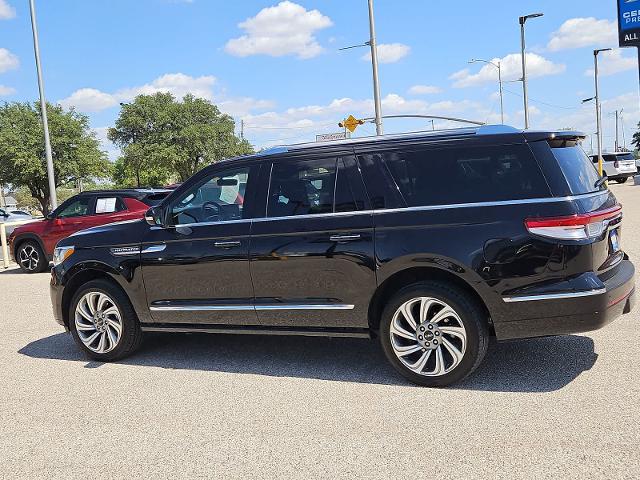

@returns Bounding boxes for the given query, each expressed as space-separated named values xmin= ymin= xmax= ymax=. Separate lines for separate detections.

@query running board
xmin=140 ymin=323 xmax=371 ymax=339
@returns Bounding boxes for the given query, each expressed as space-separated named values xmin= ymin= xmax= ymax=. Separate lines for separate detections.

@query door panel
xmin=249 ymin=154 xmax=376 ymax=328
xmin=141 ymin=222 xmax=257 ymax=325
xmin=141 ymin=164 xmax=260 ymax=325
xmin=250 ymin=213 xmax=376 ymax=328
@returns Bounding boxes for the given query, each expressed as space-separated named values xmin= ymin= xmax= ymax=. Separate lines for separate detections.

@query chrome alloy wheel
xmin=74 ymin=292 xmax=123 ymax=354
xmin=18 ymin=245 xmax=40 ymax=271
xmin=389 ymin=297 xmax=467 ymax=377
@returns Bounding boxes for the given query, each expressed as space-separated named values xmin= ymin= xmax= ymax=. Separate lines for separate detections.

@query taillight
xmin=525 ymin=205 xmax=622 ymax=240
xmin=614 ymin=161 xmax=620 ymax=168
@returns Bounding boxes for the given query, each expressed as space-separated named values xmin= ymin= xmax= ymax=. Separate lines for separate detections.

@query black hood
xmin=59 ymin=219 xmax=148 ymax=249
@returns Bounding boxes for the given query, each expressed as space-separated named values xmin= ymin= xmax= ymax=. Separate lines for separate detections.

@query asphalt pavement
xmin=0 ymin=182 xmax=638 ymax=479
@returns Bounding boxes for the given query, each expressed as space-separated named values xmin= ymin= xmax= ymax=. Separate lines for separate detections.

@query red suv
xmin=9 ymin=189 xmax=169 ymax=273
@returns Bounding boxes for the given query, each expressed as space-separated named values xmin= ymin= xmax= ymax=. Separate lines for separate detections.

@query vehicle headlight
xmin=53 ymin=246 xmax=75 ymax=266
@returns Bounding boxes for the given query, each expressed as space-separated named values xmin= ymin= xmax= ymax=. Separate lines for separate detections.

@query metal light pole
xmin=519 ymin=13 xmax=543 ymax=129
xmin=594 ymin=48 xmax=612 ymax=176
xmin=29 ymin=0 xmax=57 ymax=210
xmin=367 ymin=0 xmax=383 ymax=136
xmin=470 ymin=59 xmax=504 ymax=124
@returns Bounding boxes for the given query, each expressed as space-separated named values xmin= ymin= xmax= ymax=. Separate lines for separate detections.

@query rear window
xmin=379 ymin=144 xmax=550 ymax=207
xmin=617 ymin=153 xmax=635 ymax=162
xmin=552 ymin=146 xmax=601 ymax=194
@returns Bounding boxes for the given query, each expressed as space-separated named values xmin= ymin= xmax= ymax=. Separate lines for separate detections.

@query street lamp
xmin=470 ymin=59 xmax=504 ymax=124
xmin=593 ymin=48 xmax=612 ymax=176
xmin=29 ymin=0 xmax=57 ymax=210
xmin=519 ymin=12 xmax=544 ymax=129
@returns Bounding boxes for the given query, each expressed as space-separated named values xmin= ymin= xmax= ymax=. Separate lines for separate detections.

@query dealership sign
xmin=619 ymin=0 xmax=640 ymax=47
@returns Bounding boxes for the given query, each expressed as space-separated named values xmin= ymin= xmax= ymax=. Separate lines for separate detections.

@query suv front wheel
xmin=380 ymin=282 xmax=489 ymax=387
xmin=16 ymin=240 xmax=47 ymax=273
xmin=69 ymin=280 xmax=143 ymax=361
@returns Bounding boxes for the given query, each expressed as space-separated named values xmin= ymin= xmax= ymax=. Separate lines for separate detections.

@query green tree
xmin=108 ymin=93 xmax=253 ymax=185
xmin=0 ymin=101 xmax=111 ymax=214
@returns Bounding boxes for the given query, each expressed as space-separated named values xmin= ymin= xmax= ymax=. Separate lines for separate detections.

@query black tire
xmin=615 ymin=177 xmax=628 ymax=184
xmin=379 ymin=281 xmax=489 ymax=387
xmin=16 ymin=240 xmax=47 ymax=273
xmin=69 ymin=279 xmax=143 ymax=361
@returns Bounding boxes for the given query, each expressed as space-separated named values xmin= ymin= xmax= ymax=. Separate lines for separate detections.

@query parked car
xmin=50 ymin=126 xmax=635 ymax=387
xmin=0 ymin=208 xmax=33 ymax=235
xmin=9 ymin=189 xmax=170 ymax=273
xmin=590 ymin=152 xmax=637 ymax=183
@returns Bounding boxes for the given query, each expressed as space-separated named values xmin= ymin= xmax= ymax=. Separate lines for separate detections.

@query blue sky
xmin=0 ymin=0 xmax=638 ymax=157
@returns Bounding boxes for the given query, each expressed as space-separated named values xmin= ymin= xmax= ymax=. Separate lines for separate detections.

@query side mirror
xmin=145 ymin=207 xmax=164 ymax=227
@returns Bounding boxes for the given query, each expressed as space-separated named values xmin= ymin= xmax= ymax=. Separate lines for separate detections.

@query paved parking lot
xmin=1 ymin=182 xmax=639 ymax=479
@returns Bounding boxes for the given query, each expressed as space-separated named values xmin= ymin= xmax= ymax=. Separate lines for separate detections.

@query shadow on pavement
xmin=18 ymin=332 xmax=597 ymax=392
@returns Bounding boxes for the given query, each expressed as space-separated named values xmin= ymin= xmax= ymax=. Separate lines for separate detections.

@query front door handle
xmin=214 ymin=240 xmax=241 ymax=248
xmin=329 ymin=234 xmax=361 ymax=243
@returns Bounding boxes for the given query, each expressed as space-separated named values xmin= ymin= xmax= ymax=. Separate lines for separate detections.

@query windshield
xmin=552 ymin=145 xmax=602 ymax=194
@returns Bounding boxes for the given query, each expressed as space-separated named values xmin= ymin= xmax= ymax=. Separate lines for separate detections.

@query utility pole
xmin=519 ymin=13 xmax=544 ymax=129
xmin=614 ymin=109 xmax=619 ymax=152
xmin=367 ymin=0 xmax=383 ymax=136
xmin=29 ymin=0 xmax=57 ymax=211
xmin=594 ymin=48 xmax=611 ymax=176
xmin=240 ymin=119 xmax=244 ymax=140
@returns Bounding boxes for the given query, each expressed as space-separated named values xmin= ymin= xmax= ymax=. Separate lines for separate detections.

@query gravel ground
xmin=0 ymin=182 xmax=638 ymax=479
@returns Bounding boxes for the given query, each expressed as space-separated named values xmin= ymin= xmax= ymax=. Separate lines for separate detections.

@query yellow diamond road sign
xmin=342 ymin=115 xmax=362 ymax=133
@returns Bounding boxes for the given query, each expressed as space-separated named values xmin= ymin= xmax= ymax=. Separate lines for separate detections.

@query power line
xmin=502 ymin=87 xmax=579 ymax=110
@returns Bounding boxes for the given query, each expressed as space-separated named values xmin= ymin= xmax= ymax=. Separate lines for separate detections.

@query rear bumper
xmin=494 ymin=260 xmax=635 ymax=340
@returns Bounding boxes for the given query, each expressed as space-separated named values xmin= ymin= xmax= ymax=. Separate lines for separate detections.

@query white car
xmin=590 ymin=152 xmax=638 ymax=183
xmin=0 ymin=208 xmax=33 ymax=235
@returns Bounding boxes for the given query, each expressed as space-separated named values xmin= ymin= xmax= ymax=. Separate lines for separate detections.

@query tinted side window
xmin=268 ymin=158 xmax=337 ymax=217
xmin=95 ymin=197 xmax=126 ymax=214
xmin=381 ymin=144 xmax=550 ymax=207
xmin=552 ymin=146 xmax=601 ymax=194
xmin=171 ymin=167 xmax=250 ymax=225
xmin=334 ymin=157 xmax=367 ymax=213
xmin=356 ymin=153 xmax=403 ymax=209
xmin=57 ymin=197 xmax=91 ymax=218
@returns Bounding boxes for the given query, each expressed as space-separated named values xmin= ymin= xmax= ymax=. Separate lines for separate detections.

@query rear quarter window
xmin=143 ymin=193 xmax=170 ymax=206
xmin=379 ymin=144 xmax=550 ymax=207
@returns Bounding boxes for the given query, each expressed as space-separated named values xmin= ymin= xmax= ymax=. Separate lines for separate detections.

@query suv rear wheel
xmin=380 ymin=282 xmax=489 ymax=387
xmin=615 ymin=177 xmax=628 ymax=184
xmin=69 ymin=280 xmax=143 ymax=361
xmin=16 ymin=240 xmax=47 ymax=273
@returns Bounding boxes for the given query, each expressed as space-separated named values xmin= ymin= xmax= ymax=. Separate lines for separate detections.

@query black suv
xmin=50 ymin=126 xmax=635 ymax=387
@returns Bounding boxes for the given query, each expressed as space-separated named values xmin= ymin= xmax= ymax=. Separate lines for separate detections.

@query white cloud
xmin=362 ymin=43 xmax=410 ymax=64
xmin=408 ymin=85 xmax=442 ymax=95
xmin=585 ymin=49 xmax=638 ymax=77
xmin=60 ymin=88 xmax=119 ymax=112
xmin=224 ymin=1 xmax=332 ymax=59
xmin=451 ymin=53 xmax=565 ymax=88
xmin=0 ymin=84 xmax=15 ymax=96
xmin=59 ymin=73 xmax=217 ymax=112
xmin=547 ymin=18 xmax=617 ymax=52
xmin=0 ymin=0 xmax=16 ymax=20
xmin=0 ymin=48 xmax=19 ymax=73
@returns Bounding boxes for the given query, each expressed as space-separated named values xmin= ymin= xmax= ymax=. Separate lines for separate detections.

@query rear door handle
xmin=214 ymin=240 xmax=241 ymax=248
xmin=330 ymin=234 xmax=361 ymax=243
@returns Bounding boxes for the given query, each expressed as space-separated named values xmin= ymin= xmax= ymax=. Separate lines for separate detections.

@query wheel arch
xmin=61 ymin=264 xmax=130 ymax=328
xmin=368 ymin=266 xmax=494 ymax=336
xmin=12 ymin=233 xmax=46 ymax=260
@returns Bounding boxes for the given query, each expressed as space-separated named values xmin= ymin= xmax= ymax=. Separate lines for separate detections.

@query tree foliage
xmin=108 ymin=93 xmax=253 ymax=186
xmin=0 ymin=102 xmax=111 ymax=214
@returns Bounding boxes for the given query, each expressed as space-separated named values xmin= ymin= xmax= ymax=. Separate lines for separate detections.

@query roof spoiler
xmin=526 ymin=130 xmax=586 ymax=145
